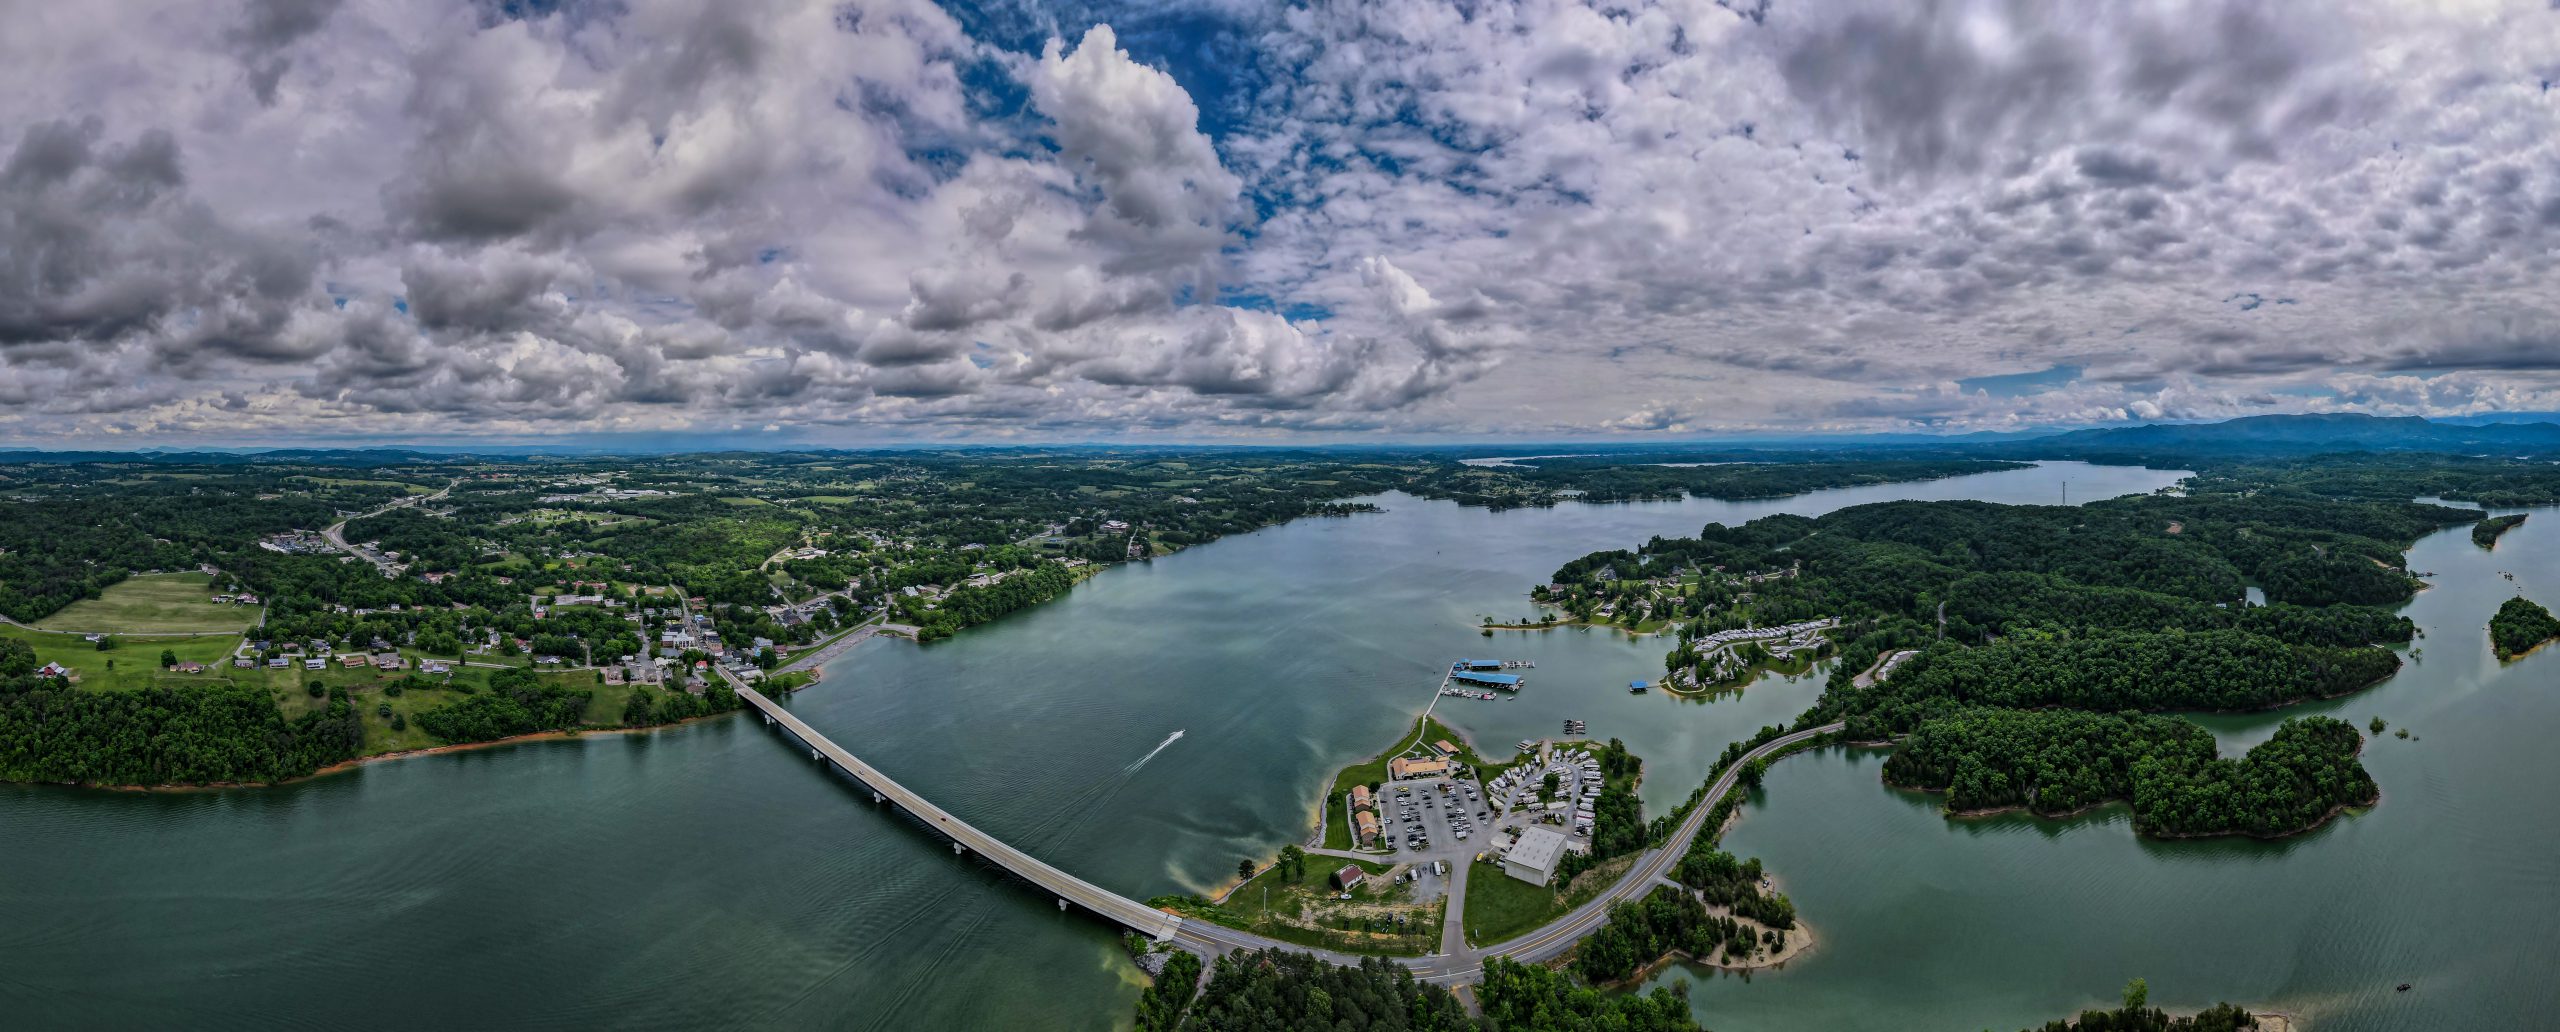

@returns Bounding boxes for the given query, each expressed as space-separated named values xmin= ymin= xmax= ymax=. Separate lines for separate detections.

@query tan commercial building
xmin=1388 ymin=756 xmax=1450 ymax=780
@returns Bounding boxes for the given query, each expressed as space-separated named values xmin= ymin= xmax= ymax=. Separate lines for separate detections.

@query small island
xmin=2490 ymin=595 xmax=2560 ymax=660
xmin=2473 ymin=512 xmax=2528 ymax=548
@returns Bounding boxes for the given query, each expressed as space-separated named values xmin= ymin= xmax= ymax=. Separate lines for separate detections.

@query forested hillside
xmin=1546 ymin=469 xmax=2462 ymax=844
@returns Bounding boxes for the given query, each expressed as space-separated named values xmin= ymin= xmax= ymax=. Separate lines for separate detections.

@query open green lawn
xmin=0 ymin=624 xmax=243 ymax=689
xmin=1462 ymin=847 xmax=1637 ymax=947
xmin=33 ymin=573 xmax=257 ymax=634
xmin=1462 ymin=861 xmax=1564 ymax=946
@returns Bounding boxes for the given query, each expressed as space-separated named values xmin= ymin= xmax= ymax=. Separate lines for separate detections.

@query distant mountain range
xmin=1997 ymin=413 xmax=2560 ymax=460
xmin=3 ymin=413 xmax=2558 ymax=465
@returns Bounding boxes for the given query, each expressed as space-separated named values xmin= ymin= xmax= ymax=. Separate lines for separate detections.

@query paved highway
xmin=733 ymin=684 xmax=1184 ymax=941
xmin=321 ymin=480 xmax=455 ymax=574
xmin=738 ymin=666 xmax=1840 ymax=979
xmin=1388 ymin=721 xmax=1845 ymax=982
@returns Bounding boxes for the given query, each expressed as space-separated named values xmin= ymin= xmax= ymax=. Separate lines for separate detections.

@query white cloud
xmin=1 ymin=0 xmax=2558 ymax=443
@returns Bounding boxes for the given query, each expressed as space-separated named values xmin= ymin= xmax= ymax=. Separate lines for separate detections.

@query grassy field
xmin=1176 ymin=854 xmax=1438 ymax=956
xmin=1462 ymin=861 xmax=1565 ymax=945
xmin=32 ymin=573 xmax=257 ymax=634
xmin=1461 ymin=838 xmax=1639 ymax=946
xmin=0 ymin=624 xmax=244 ymax=690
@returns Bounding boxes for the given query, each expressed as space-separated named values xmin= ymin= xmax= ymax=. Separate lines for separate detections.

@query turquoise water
xmin=59 ymin=459 xmax=2550 ymax=1032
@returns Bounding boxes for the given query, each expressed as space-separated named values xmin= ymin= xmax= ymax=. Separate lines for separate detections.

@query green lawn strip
xmin=1462 ymin=863 xmax=1564 ymax=945
xmin=32 ymin=572 xmax=257 ymax=634
xmin=1461 ymin=852 xmax=1636 ymax=947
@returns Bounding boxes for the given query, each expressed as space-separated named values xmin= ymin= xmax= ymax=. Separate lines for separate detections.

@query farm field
xmin=32 ymin=573 xmax=257 ymax=634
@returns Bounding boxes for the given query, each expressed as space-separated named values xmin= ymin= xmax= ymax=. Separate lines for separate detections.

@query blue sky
xmin=4 ymin=0 xmax=2560 ymax=445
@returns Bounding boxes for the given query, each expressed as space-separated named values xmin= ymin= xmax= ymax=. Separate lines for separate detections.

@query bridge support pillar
xmin=811 ymin=747 xmax=822 ymax=762
xmin=952 ymin=842 xmax=964 ymax=856
xmin=1058 ymin=898 xmax=1068 ymax=913
xmin=872 ymin=791 xmax=885 ymax=805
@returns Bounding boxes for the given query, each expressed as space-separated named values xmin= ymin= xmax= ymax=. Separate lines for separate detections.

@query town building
xmin=1332 ymin=865 xmax=1365 ymax=891
xmin=1387 ymin=756 xmax=1450 ymax=780
xmin=1504 ymin=826 xmax=1570 ymax=886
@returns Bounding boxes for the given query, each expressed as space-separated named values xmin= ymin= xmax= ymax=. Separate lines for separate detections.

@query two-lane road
xmin=1167 ymin=721 xmax=1846 ymax=981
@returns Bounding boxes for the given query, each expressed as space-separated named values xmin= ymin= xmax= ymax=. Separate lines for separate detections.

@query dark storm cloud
xmin=228 ymin=0 xmax=344 ymax=105
xmin=0 ymin=118 xmax=317 ymax=359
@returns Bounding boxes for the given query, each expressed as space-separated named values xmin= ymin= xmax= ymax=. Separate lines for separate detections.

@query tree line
xmin=1141 ymin=948 xmax=1707 ymax=1032
xmin=1882 ymin=710 xmax=2378 ymax=838
xmin=0 ymin=640 xmax=363 ymax=785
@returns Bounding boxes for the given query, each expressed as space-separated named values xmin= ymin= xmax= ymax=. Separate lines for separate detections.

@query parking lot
xmin=1380 ymin=775 xmax=1498 ymax=875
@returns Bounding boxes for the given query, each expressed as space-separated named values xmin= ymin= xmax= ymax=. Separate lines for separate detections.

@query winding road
xmin=321 ymin=480 xmax=456 ymax=574
xmin=1169 ymin=720 xmax=1846 ymax=983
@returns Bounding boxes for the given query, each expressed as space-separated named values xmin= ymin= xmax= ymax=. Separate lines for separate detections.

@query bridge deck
xmin=735 ymin=686 xmax=1183 ymax=941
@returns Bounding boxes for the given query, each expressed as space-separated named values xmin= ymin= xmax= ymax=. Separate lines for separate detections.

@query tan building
xmin=1388 ymin=756 xmax=1450 ymax=780
xmin=1349 ymin=785 xmax=1375 ymax=812
xmin=1353 ymin=810 xmax=1381 ymax=847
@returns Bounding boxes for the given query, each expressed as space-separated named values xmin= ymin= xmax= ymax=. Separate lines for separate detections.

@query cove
xmin=3 ymin=460 xmax=2227 ymax=1030
xmin=1666 ymin=497 xmax=2560 ymax=1031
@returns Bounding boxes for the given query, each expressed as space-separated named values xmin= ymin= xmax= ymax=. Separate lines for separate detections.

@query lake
xmin=23 ymin=460 xmax=2535 ymax=1030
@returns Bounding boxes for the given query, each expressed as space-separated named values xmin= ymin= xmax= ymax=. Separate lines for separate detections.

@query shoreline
xmin=71 ymin=709 xmax=745 ymax=793
xmin=41 ymin=631 xmax=893 ymax=794
xmin=2493 ymin=634 xmax=2556 ymax=663
xmin=1597 ymin=913 xmax=1818 ymax=989
xmin=1886 ymin=781 xmax=2379 ymax=843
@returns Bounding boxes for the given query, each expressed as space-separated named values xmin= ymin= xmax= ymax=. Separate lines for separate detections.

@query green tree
xmin=2123 ymin=977 xmax=2149 ymax=1011
xmin=1541 ymin=772 xmax=1560 ymax=803
xmin=159 ymin=649 xmax=179 ymax=668
xmin=1236 ymin=858 xmax=1255 ymax=881
xmin=1278 ymin=844 xmax=1306 ymax=882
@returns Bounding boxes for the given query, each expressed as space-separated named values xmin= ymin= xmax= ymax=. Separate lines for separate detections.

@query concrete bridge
xmin=737 ymin=679 xmax=1841 ymax=978
xmin=734 ymin=685 xmax=1183 ymax=941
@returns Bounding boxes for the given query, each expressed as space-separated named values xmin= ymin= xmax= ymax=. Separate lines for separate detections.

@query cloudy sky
xmin=5 ymin=0 xmax=2560 ymax=445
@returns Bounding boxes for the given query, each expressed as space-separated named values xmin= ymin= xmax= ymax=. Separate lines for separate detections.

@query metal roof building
xmin=1452 ymin=670 xmax=1522 ymax=689
xmin=1504 ymin=826 xmax=1570 ymax=886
